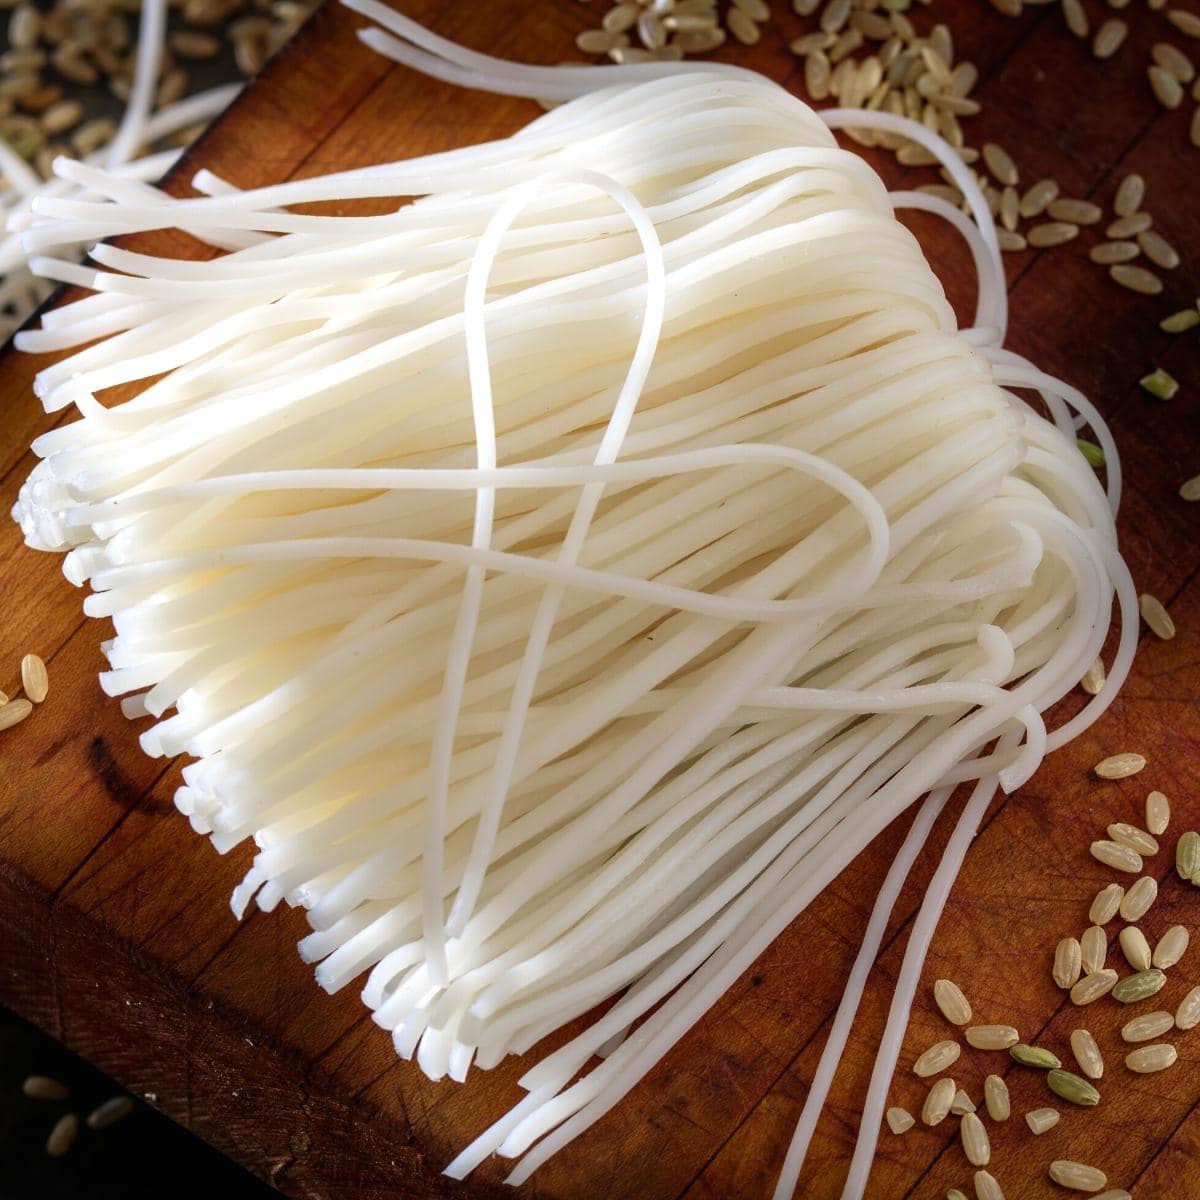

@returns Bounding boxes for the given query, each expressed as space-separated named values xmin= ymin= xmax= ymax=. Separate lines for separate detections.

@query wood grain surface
xmin=1 ymin=3 xmax=1198 ymax=1197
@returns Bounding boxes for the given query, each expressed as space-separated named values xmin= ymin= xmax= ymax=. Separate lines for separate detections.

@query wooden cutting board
xmin=1 ymin=2 xmax=1198 ymax=1197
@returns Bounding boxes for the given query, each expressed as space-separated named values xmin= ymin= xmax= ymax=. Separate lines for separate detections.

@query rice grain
xmin=1070 ymin=969 xmax=1118 ymax=1005
xmin=1109 ymin=823 xmax=1159 ymax=856
xmin=1182 ymin=474 xmax=1200 ymax=501
xmin=997 ymin=229 xmax=1026 ymax=253
xmin=1025 ymin=1106 xmax=1060 ymax=1134
xmin=1119 ymin=926 xmax=1152 ymax=972
xmin=913 ymin=1039 xmax=961 ymax=1076
xmin=1070 ymin=1029 xmax=1105 ymax=1080
xmin=1138 ymin=230 xmax=1181 ymax=270
xmin=1089 ymin=840 xmax=1142 ymax=874
xmin=1122 ymin=1010 xmax=1175 ymax=1041
xmin=725 ymin=8 xmax=760 ymax=45
xmin=1047 ymin=198 xmax=1102 ymax=225
xmin=984 ymin=1074 xmax=1010 ymax=1121
xmin=1093 ymin=752 xmax=1147 ymax=779
xmin=1049 ymin=1160 xmax=1108 ymax=1191
xmin=974 ymin=1170 xmax=1005 ymax=1200
xmin=86 ymin=1095 xmax=134 ymax=1130
xmin=1047 ymin=1069 xmax=1101 ymax=1106
xmin=1169 ymin=10 xmax=1200 ymax=36
xmin=1175 ymin=985 xmax=1200 ymax=1029
xmin=1126 ymin=1043 xmax=1177 ymax=1072
xmin=887 ymin=1104 xmax=915 ymax=1133
xmin=1019 ymin=178 xmax=1059 ymax=217
xmin=934 ymin=979 xmax=972 ymax=1026
xmin=1112 ymin=968 xmax=1166 ymax=1004
xmin=1149 ymin=64 xmax=1185 ymax=107
xmin=21 ymin=652 xmax=47 ymax=702
xmin=45 ymin=1113 xmax=78 ymax=1158
xmin=1088 ymin=883 xmax=1124 ymax=925
xmin=1093 ymin=18 xmax=1128 ymax=58
xmin=22 ymin=1075 xmax=68 ymax=1100
xmin=1175 ymin=830 xmax=1200 ymax=881
xmin=1152 ymin=924 xmax=1189 ymax=969
xmin=951 ymin=1087 xmax=976 ymax=1115
xmin=966 ymin=1024 xmax=1019 ymax=1050
xmin=1110 ymin=264 xmax=1163 ymax=295
xmin=1153 ymin=41 xmax=1196 ymax=82
xmin=1081 ymin=925 xmax=1108 ymax=974
xmin=1107 ymin=212 xmax=1153 ymax=238
xmin=922 ymin=1076 xmax=956 ymax=1125
xmin=1063 ymin=0 xmax=1088 ymax=36
xmin=0 ymin=698 xmax=33 ymax=731
xmin=1146 ymin=790 xmax=1170 ymax=835
xmin=982 ymin=142 xmax=1018 ymax=186
xmin=1028 ymin=221 xmax=1079 ymax=247
xmin=961 ymin=1112 xmax=989 ymax=1167
xmin=1113 ymin=173 xmax=1145 ymax=216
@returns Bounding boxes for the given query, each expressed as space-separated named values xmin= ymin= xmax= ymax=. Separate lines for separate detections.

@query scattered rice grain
xmin=982 ymin=142 xmax=1018 ymax=186
xmin=1152 ymin=925 xmax=1189 ymax=969
xmin=1070 ymin=969 xmax=1118 ymax=1005
xmin=1025 ymin=1106 xmax=1060 ymax=1134
xmin=1110 ymin=264 xmax=1163 ymax=295
xmin=1063 ymin=0 xmax=1089 ymax=35
xmin=1181 ymin=474 xmax=1200 ymax=501
xmin=1122 ymin=1010 xmax=1175 ymax=1041
xmin=1047 ymin=1068 xmax=1101 ymax=1106
xmin=86 ymin=1095 xmax=134 ymax=1130
xmin=1070 ymin=1028 xmax=1105 ymax=1080
xmin=1048 ymin=198 xmax=1102 ymax=225
xmin=997 ymin=229 xmax=1026 ymax=253
xmin=1145 ymin=790 xmax=1170 ymax=835
xmin=1138 ymin=592 xmax=1176 ymax=637
xmin=1049 ymin=1160 xmax=1108 ymax=1191
xmin=1112 ymin=967 xmax=1166 ymax=1004
xmin=1114 ymin=173 xmax=1145 ymax=216
xmin=45 ymin=1113 xmax=78 ymax=1158
xmin=1093 ymin=18 xmax=1128 ymax=58
xmin=1028 ymin=221 xmax=1079 ymax=247
xmin=887 ymin=1104 xmax=915 ymax=1133
xmin=1010 ymin=1043 xmax=1061 ymax=1069
xmin=0 ymin=698 xmax=33 ymax=731
xmin=1089 ymin=840 xmax=1143 ymax=873
xmin=1168 ymin=9 xmax=1200 ymax=36
xmin=1152 ymin=41 xmax=1196 ymax=82
xmin=967 ymin=1024 xmax=1019 ymax=1050
xmin=974 ymin=1170 xmax=1005 ymax=1200
xmin=1175 ymin=985 xmax=1200 ymax=1029
xmin=1088 ymin=883 xmax=1124 ymax=925
xmin=1054 ymin=936 xmax=1083 ymax=988
xmin=951 ymin=1087 xmax=976 ymax=1115
xmin=960 ymin=1112 xmax=989 ymax=1167
xmin=1177 ymin=830 xmax=1200 ymax=881
xmin=20 ymin=652 xmax=47 ymax=703
xmin=913 ymin=1038 xmax=961 ymax=1076
xmin=1109 ymin=823 xmax=1160 ymax=857
xmin=1081 ymin=925 xmax=1108 ymax=974
xmin=1118 ymin=926 xmax=1152 ymax=972
xmin=1126 ymin=1042 xmax=1177 ymax=1072
xmin=1093 ymin=752 xmax=1147 ymax=780
xmin=934 ymin=979 xmax=972 ymax=1026
xmin=22 ymin=1075 xmax=68 ymax=1101
xmin=922 ymin=1076 xmax=957 ymax=1125
xmin=1160 ymin=308 xmax=1200 ymax=333
xmin=1137 ymin=230 xmax=1180 ymax=270
xmin=1149 ymin=64 xmax=1185 ymax=107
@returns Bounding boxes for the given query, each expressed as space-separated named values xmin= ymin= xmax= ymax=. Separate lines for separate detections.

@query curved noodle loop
xmin=12 ymin=48 xmax=1131 ymax=1195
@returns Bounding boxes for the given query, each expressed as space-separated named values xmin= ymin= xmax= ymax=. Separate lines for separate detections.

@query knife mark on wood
xmin=87 ymin=736 xmax=169 ymax=813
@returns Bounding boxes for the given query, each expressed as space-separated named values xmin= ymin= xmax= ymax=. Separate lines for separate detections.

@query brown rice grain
xmin=1169 ymin=10 xmax=1200 ymax=36
xmin=1122 ymin=1010 xmax=1175 ymax=1041
xmin=1089 ymin=883 xmax=1124 ymax=925
xmin=984 ymin=1074 xmax=1010 ymax=1121
xmin=0 ymin=698 xmax=33 ymax=731
xmin=1109 ymin=823 xmax=1159 ymax=857
xmin=1152 ymin=924 xmax=1189 ymax=969
xmin=1113 ymin=173 xmax=1145 ymax=216
xmin=1049 ymin=1161 xmax=1108 ymax=1191
xmin=23 ymin=1075 xmax=68 ymax=1101
xmin=1063 ymin=0 xmax=1088 ymax=35
xmin=1025 ymin=1107 xmax=1059 ymax=1135
xmin=913 ymin=1039 xmax=961 ymax=1076
xmin=1152 ymin=41 xmax=1196 ymax=82
xmin=45 ymin=1113 xmax=78 ymax=1158
xmin=1071 ymin=969 xmax=1118 ymax=1005
xmin=960 ymin=1111 xmax=989 ymax=1167
xmin=1047 ymin=197 xmax=1103 ymax=225
xmin=1094 ymin=752 xmax=1147 ymax=779
xmin=1028 ymin=221 xmax=1078 ymax=247
xmin=1070 ymin=1029 xmax=1105 ymax=1080
xmin=1119 ymin=926 xmax=1152 ymax=972
xmin=1110 ymin=263 xmax=1163 ymax=294
xmin=1149 ymin=64 xmax=1185 ymax=107
xmin=20 ymin=652 xmax=47 ymax=702
xmin=1137 ymin=229 xmax=1180 ymax=270
xmin=1145 ymin=790 xmax=1170 ymax=836
xmin=1081 ymin=925 xmax=1108 ymax=973
xmin=1054 ymin=937 xmax=1084 ymax=988
xmin=1089 ymin=240 xmax=1140 ymax=264
xmin=1126 ymin=1043 xmax=1177 ymax=1072
xmin=966 ymin=1024 xmax=1019 ymax=1050
xmin=974 ymin=1169 xmax=1006 ymax=1200
xmin=85 ymin=1095 xmax=134 ymax=1131
xmin=922 ymin=1076 xmax=956 ymax=1125
xmin=934 ymin=979 xmax=972 ymax=1026
xmin=982 ymin=142 xmax=1018 ymax=186
xmin=1093 ymin=18 xmax=1128 ymax=58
